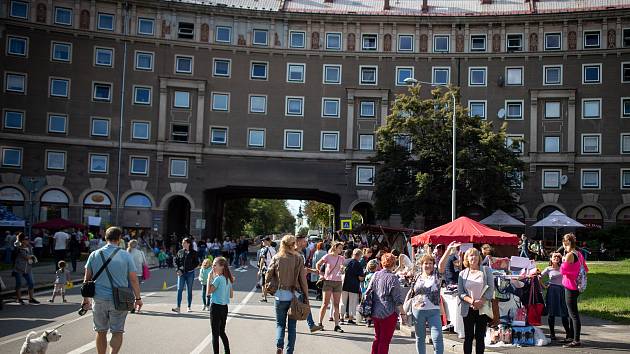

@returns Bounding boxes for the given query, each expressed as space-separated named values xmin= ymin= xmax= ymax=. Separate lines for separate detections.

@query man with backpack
xmin=258 ymin=236 xmax=276 ymax=302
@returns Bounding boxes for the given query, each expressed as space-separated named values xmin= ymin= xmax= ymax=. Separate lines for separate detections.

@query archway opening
xmin=166 ymin=196 xmax=191 ymax=246
xmin=352 ymin=202 xmax=375 ymax=226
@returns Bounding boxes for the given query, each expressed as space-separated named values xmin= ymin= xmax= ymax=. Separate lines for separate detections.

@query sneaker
xmin=171 ymin=307 xmax=180 ymax=313
xmin=18 ymin=299 xmax=25 ymax=305
xmin=334 ymin=325 xmax=344 ymax=333
xmin=202 ymin=306 xmax=207 ymax=311
xmin=441 ymin=324 xmax=453 ymax=332
xmin=347 ymin=320 xmax=357 ymax=325
xmin=187 ymin=307 xmax=192 ymax=313
xmin=328 ymin=317 xmax=334 ymax=322
xmin=310 ymin=325 xmax=323 ymax=333
xmin=563 ymin=341 xmax=582 ymax=348
xmin=29 ymin=298 xmax=40 ymax=304
xmin=48 ymin=299 xmax=54 ymax=303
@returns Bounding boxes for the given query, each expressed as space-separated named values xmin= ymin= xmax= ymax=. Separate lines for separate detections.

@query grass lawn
xmin=538 ymin=259 xmax=630 ymax=324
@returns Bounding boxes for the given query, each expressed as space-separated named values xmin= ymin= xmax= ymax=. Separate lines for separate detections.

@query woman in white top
xmin=127 ymin=240 xmax=147 ymax=282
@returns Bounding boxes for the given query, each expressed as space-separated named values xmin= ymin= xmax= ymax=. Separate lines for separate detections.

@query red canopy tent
xmin=411 ymin=216 xmax=519 ymax=246
xmin=32 ymin=218 xmax=85 ymax=230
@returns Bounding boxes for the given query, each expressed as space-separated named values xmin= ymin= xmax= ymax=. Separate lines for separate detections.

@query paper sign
xmin=88 ymin=216 xmax=102 ymax=226
xmin=510 ymin=256 xmax=534 ymax=270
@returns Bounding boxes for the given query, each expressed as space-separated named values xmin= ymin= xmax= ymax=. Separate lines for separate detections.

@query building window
xmin=321 ymin=132 xmax=339 ymax=151
xmin=171 ymin=124 xmax=189 ymax=142
xmin=543 ymin=65 xmax=562 ymax=85
xmin=582 ymin=134 xmax=601 ymax=154
xmin=285 ymin=97 xmax=304 ymax=116
xmin=89 ymin=154 xmax=108 ymax=173
xmin=621 ymin=169 xmax=630 ymax=189
xmin=5 ymin=73 xmax=26 ymax=93
xmin=248 ymin=129 xmax=265 ymax=148
xmin=357 ymin=166 xmax=375 ymax=186
xmin=51 ymin=42 xmax=72 ymax=62
xmin=215 ymin=26 xmax=232 ymax=43
xmin=289 ymin=31 xmax=305 ymax=48
xmin=287 ymin=63 xmax=305 ymax=83
xmin=249 ymin=95 xmax=267 ymax=114
xmin=133 ymin=86 xmax=152 ymax=105
xmin=3 ymin=110 xmax=24 ymax=130
xmin=54 ymin=7 xmax=73 ymax=26
xmin=359 ymin=134 xmax=374 ymax=151
xmin=169 ymin=159 xmax=188 ymax=177
xmin=93 ymin=83 xmax=112 ymax=102
xmin=211 ymin=92 xmax=230 ymax=111
xmin=213 ymin=59 xmax=231 ymax=77
xmin=582 ymin=99 xmax=601 ymax=119
xmin=135 ymin=51 xmax=153 ymax=71
xmin=581 ymin=169 xmax=600 ymax=189
xmin=173 ymin=91 xmax=190 ymax=109
xmin=91 ymin=118 xmax=110 ymax=137
xmin=177 ymin=22 xmax=194 ymax=40
xmin=322 ymin=98 xmax=340 ymax=118
xmin=97 ymin=13 xmax=115 ymax=31
xmin=470 ymin=35 xmax=486 ymax=52
xmin=622 ymin=62 xmax=630 ymax=83
xmin=252 ymin=29 xmax=268 ymax=46
xmin=137 ymin=18 xmax=154 ymax=36
xmin=48 ymin=114 xmax=67 ymax=134
xmin=545 ymin=102 xmax=561 ymax=119
xmin=506 ymin=135 xmax=524 ymax=154
xmin=360 ymin=101 xmax=376 ymax=118
xmin=622 ymin=98 xmax=630 ymax=118
xmin=326 ymin=32 xmax=342 ymax=50
xmin=506 ymin=34 xmax=523 ymax=52
xmin=432 ymin=67 xmax=450 ymax=85
xmin=624 ymin=29 xmax=630 ymax=47
xmin=46 ymin=151 xmax=66 ymax=170
xmin=175 ymin=55 xmax=193 ymax=74
xmin=7 ymin=36 xmax=28 ymax=56
xmin=397 ymin=34 xmax=414 ymax=52
xmin=505 ymin=101 xmax=523 ymax=120
xmin=433 ymin=35 xmax=450 ymax=52
xmin=323 ymin=65 xmax=341 ymax=84
xmin=49 ymin=78 xmax=69 ymax=98
xmin=94 ymin=47 xmax=113 ymax=67
xmin=544 ymin=33 xmax=561 ymax=50
xmin=622 ymin=134 xmax=630 ymax=154
xmin=544 ymin=136 xmax=560 ymax=153
xmin=1 ymin=147 xmax=22 ymax=167
xmin=132 ymin=122 xmax=150 ymax=140
xmin=210 ymin=127 xmax=228 ymax=145
xmin=543 ymin=170 xmax=561 ymax=189
xmin=468 ymin=67 xmax=487 ymax=86
xmin=251 ymin=62 xmax=268 ymax=80
xmin=9 ymin=1 xmax=29 ymax=19
xmin=360 ymin=66 xmax=378 ymax=85
xmin=395 ymin=67 xmax=414 ymax=86
xmin=506 ymin=67 xmax=523 ymax=86
xmin=284 ymin=130 xmax=303 ymax=150
xmin=468 ymin=101 xmax=486 ymax=119
xmin=582 ymin=64 xmax=601 ymax=84
xmin=583 ymin=31 xmax=600 ymax=49
xmin=362 ymin=34 xmax=378 ymax=51
xmin=130 ymin=157 xmax=148 ymax=175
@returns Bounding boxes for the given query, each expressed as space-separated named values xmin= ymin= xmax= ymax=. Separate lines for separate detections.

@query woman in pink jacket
xmin=559 ymin=233 xmax=588 ymax=348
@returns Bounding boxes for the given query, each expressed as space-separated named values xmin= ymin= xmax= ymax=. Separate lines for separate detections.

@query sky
xmin=286 ymin=199 xmax=303 ymax=217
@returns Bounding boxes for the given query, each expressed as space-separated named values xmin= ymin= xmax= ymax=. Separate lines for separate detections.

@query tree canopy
xmin=372 ymin=85 xmax=525 ymax=227
xmin=223 ymin=199 xmax=295 ymax=237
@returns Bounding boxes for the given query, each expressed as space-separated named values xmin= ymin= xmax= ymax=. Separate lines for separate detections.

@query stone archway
xmin=352 ymin=202 xmax=376 ymax=225
xmin=165 ymin=196 xmax=191 ymax=246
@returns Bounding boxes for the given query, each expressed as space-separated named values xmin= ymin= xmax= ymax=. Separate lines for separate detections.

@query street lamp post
xmin=404 ymin=77 xmax=457 ymax=221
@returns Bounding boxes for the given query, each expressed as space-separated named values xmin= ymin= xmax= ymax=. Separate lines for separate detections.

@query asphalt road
xmin=1 ymin=263 xmax=628 ymax=354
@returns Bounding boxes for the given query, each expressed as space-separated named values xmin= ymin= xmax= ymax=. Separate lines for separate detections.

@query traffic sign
xmin=341 ymin=219 xmax=352 ymax=230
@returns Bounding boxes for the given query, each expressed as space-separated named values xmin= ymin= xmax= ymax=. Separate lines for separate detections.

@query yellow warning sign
xmin=341 ymin=219 xmax=352 ymax=230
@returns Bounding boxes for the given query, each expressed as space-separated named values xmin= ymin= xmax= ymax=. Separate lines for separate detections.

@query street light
xmin=404 ymin=77 xmax=457 ymax=221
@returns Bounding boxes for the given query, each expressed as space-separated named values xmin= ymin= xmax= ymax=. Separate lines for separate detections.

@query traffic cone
xmin=162 ymin=281 xmax=167 ymax=290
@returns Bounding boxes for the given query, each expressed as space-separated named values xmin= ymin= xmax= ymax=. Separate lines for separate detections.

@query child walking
xmin=206 ymin=257 xmax=234 ymax=354
xmin=158 ymin=249 xmax=167 ymax=268
xmin=48 ymin=261 xmax=70 ymax=303
xmin=199 ymin=258 xmax=212 ymax=311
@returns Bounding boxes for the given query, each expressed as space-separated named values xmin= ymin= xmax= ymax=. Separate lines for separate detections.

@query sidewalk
xmin=0 ymin=259 xmax=87 ymax=297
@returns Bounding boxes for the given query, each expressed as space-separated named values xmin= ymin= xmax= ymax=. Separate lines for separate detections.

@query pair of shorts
xmin=93 ymin=298 xmax=128 ymax=333
xmin=322 ymin=280 xmax=342 ymax=293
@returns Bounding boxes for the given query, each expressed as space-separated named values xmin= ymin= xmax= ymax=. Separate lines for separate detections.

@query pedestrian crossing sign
xmin=341 ymin=219 xmax=352 ymax=230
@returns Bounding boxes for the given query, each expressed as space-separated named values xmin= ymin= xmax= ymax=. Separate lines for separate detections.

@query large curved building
xmin=1 ymin=0 xmax=630 ymax=239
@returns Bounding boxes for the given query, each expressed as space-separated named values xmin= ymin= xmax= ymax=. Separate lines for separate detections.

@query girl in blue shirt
xmin=206 ymin=256 xmax=234 ymax=354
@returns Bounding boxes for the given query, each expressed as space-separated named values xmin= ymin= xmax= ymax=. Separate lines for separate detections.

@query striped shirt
xmin=368 ymin=269 xmax=405 ymax=319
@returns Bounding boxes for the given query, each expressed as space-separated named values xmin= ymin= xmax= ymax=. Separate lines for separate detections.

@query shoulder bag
xmin=403 ymin=273 xmax=421 ymax=315
xmin=288 ymin=256 xmax=310 ymax=321
xmin=100 ymin=251 xmax=135 ymax=311
xmin=81 ymin=248 xmax=120 ymax=298
xmin=264 ymin=257 xmax=279 ymax=295
xmin=316 ymin=255 xmax=341 ymax=289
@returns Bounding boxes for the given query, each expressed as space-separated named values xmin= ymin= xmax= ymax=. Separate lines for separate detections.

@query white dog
xmin=19 ymin=329 xmax=62 ymax=354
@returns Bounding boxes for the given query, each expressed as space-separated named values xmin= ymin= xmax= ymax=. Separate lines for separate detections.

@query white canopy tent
xmin=480 ymin=209 xmax=525 ymax=229
xmin=532 ymin=210 xmax=585 ymax=248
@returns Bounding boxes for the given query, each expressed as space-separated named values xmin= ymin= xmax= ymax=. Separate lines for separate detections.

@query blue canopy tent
xmin=0 ymin=206 xmax=25 ymax=227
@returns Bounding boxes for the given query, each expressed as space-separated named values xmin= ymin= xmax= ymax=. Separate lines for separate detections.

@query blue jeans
xmin=413 ymin=308 xmax=443 ymax=354
xmin=201 ymin=284 xmax=208 ymax=307
xmin=275 ymin=300 xmax=297 ymax=354
xmin=13 ymin=271 xmax=34 ymax=290
xmin=176 ymin=270 xmax=195 ymax=308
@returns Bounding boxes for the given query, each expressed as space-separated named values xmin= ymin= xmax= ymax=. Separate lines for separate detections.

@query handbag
xmin=264 ymin=259 xmax=279 ymax=295
xmin=81 ymin=248 xmax=120 ymax=298
xmin=288 ymin=258 xmax=310 ymax=321
xmin=142 ymin=263 xmax=151 ymax=280
xmin=525 ymin=278 xmax=544 ymax=326
xmin=512 ymin=298 xmax=527 ymax=327
xmin=100 ymin=251 xmax=135 ymax=311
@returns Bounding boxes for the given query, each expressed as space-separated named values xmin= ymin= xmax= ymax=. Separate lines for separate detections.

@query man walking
xmin=53 ymin=229 xmax=69 ymax=271
xmin=258 ymin=236 xmax=276 ymax=302
xmin=295 ymin=234 xmax=323 ymax=333
xmin=82 ymin=227 xmax=142 ymax=354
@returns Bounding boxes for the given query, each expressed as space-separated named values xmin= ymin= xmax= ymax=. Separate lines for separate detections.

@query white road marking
xmin=189 ymin=285 xmax=258 ymax=354
xmin=66 ymin=340 xmax=98 ymax=354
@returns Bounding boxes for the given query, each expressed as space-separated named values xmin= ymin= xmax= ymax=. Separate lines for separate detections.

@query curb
xmin=398 ymin=325 xmax=501 ymax=354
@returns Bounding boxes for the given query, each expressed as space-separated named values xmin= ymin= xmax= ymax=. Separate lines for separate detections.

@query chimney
xmin=421 ymin=0 xmax=428 ymax=13
xmin=480 ymin=0 xmax=492 ymax=4
xmin=324 ymin=0 xmax=333 ymax=3
xmin=384 ymin=0 xmax=390 ymax=10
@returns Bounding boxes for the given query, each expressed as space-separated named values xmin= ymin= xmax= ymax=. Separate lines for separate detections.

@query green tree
xmin=373 ymin=85 xmax=525 ymax=227
xmin=304 ymin=201 xmax=333 ymax=230
xmin=246 ymin=199 xmax=295 ymax=236
xmin=223 ymin=198 xmax=252 ymax=237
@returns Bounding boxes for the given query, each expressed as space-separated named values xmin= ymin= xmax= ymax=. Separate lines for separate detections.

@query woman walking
xmin=12 ymin=233 xmax=39 ymax=304
xmin=458 ymin=248 xmax=494 ymax=354
xmin=407 ymin=255 xmax=443 ymax=354
xmin=367 ymin=253 xmax=407 ymax=354
xmin=341 ymin=248 xmax=365 ymax=325
xmin=316 ymin=241 xmax=346 ymax=332
xmin=560 ymin=233 xmax=588 ymax=348
xmin=199 ymin=259 xmax=213 ymax=311
xmin=172 ymin=237 xmax=199 ymax=313
xmin=542 ymin=252 xmax=570 ymax=341
xmin=127 ymin=240 xmax=147 ymax=283
xmin=311 ymin=242 xmax=327 ymax=301
xmin=68 ymin=233 xmax=81 ymax=273
xmin=265 ymin=235 xmax=309 ymax=354
xmin=206 ymin=256 xmax=234 ymax=354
